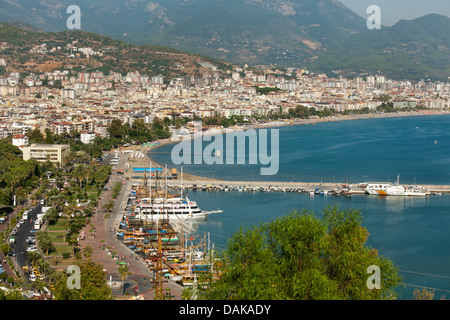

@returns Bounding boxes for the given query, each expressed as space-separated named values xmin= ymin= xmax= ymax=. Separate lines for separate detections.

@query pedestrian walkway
xmin=77 ymin=172 xmax=183 ymax=300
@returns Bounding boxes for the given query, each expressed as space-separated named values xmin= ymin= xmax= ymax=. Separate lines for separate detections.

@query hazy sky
xmin=339 ymin=0 xmax=450 ymax=26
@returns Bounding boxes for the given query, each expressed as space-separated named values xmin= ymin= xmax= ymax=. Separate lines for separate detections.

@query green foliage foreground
xmin=192 ymin=206 xmax=401 ymax=300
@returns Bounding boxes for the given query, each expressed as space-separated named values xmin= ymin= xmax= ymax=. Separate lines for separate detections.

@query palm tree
xmin=72 ymin=165 xmax=85 ymax=188
xmin=118 ymin=264 xmax=131 ymax=296
xmin=103 ymin=200 xmax=115 ymax=218
xmin=37 ymin=231 xmax=54 ymax=255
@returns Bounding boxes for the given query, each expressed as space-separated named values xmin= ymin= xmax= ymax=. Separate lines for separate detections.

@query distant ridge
xmin=306 ymin=14 xmax=450 ymax=81
xmin=0 ymin=0 xmax=366 ymax=65
xmin=0 ymin=22 xmax=234 ymax=78
xmin=0 ymin=1 xmax=448 ymax=80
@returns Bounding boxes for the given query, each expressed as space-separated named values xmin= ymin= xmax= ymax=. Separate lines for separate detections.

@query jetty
xmin=114 ymin=144 xmax=450 ymax=196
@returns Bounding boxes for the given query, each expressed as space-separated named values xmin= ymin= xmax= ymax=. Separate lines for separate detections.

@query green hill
xmin=0 ymin=22 xmax=233 ymax=78
xmin=0 ymin=0 xmax=366 ymax=66
xmin=306 ymin=14 xmax=450 ymax=81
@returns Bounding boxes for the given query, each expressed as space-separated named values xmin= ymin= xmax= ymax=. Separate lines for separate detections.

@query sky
xmin=339 ymin=0 xmax=450 ymax=26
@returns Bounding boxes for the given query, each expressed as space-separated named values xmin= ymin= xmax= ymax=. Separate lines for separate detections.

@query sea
xmin=150 ymin=114 xmax=450 ymax=299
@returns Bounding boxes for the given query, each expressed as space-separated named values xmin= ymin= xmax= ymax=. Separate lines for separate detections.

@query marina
xmin=114 ymin=180 xmax=222 ymax=288
xmin=144 ymin=114 xmax=450 ymax=299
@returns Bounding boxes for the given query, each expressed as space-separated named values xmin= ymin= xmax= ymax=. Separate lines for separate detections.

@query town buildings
xmin=0 ymin=41 xmax=449 ymax=142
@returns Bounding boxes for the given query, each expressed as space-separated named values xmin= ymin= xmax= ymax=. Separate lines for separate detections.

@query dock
xmin=117 ymin=146 xmax=450 ymax=196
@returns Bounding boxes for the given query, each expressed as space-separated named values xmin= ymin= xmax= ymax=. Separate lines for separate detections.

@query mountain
xmin=0 ymin=22 xmax=233 ymax=78
xmin=306 ymin=14 xmax=450 ymax=81
xmin=1 ymin=1 xmax=449 ymax=81
xmin=124 ymin=0 xmax=367 ymax=65
xmin=0 ymin=0 xmax=366 ymax=65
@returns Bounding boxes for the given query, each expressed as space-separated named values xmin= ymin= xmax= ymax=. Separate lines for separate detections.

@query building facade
xmin=22 ymin=144 xmax=70 ymax=167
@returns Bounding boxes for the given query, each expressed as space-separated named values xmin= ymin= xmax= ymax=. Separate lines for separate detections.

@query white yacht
xmin=135 ymin=196 xmax=222 ymax=220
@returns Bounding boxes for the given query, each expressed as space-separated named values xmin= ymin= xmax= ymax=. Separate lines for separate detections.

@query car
xmin=26 ymin=246 xmax=38 ymax=252
xmin=11 ymin=229 xmax=17 ymax=235
xmin=16 ymin=223 xmax=20 ymax=228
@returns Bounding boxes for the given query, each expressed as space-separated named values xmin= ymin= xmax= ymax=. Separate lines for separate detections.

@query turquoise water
xmin=150 ymin=114 xmax=450 ymax=299
xmin=152 ymin=114 xmax=450 ymax=185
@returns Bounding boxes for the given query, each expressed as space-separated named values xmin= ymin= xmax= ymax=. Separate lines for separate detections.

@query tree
xmin=103 ymin=200 xmax=115 ymax=218
xmin=53 ymin=260 xmax=112 ymax=300
xmin=44 ymin=128 xmax=54 ymax=144
xmin=45 ymin=208 xmax=60 ymax=225
xmin=118 ymin=264 xmax=131 ymax=296
xmin=83 ymin=246 xmax=93 ymax=259
xmin=195 ymin=206 xmax=401 ymax=300
xmin=72 ymin=165 xmax=86 ymax=188
xmin=0 ymin=288 xmax=23 ymax=300
xmin=413 ymin=288 xmax=435 ymax=300
xmin=37 ymin=231 xmax=55 ymax=255
xmin=108 ymin=119 xmax=124 ymax=139
xmin=28 ymin=128 xmax=44 ymax=144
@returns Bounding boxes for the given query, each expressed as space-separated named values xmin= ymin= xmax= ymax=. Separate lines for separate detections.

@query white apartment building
xmin=80 ymin=131 xmax=96 ymax=144
xmin=12 ymin=134 xmax=29 ymax=149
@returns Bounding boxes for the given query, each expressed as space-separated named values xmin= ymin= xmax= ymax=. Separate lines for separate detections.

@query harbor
xmin=108 ymin=148 xmax=449 ymax=288
xmin=107 ymin=114 xmax=450 ymax=299
xmin=118 ymin=150 xmax=450 ymax=196
xmin=113 ymin=172 xmax=222 ymax=290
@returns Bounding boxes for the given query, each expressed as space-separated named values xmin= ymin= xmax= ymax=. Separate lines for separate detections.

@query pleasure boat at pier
xmin=364 ymin=183 xmax=391 ymax=195
xmin=364 ymin=176 xmax=428 ymax=196
xmin=135 ymin=196 xmax=222 ymax=220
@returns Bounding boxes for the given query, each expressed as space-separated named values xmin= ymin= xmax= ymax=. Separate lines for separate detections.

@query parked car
xmin=26 ymin=246 xmax=38 ymax=252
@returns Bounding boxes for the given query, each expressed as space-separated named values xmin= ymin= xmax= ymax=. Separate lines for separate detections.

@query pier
xmin=163 ymin=180 xmax=450 ymax=196
xmin=118 ymin=146 xmax=450 ymax=196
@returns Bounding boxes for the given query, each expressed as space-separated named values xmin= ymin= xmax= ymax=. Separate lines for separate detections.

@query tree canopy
xmin=194 ymin=206 xmax=401 ymax=300
xmin=53 ymin=260 xmax=112 ymax=300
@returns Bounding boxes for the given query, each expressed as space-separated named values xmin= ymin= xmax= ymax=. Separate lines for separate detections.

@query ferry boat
xmin=364 ymin=183 xmax=392 ymax=195
xmin=135 ymin=196 xmax=222 ymax=220
xmin=365 ymin=176 xmax=428 ymax=196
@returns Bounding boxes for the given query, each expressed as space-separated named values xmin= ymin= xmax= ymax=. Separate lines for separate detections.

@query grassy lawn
xmin=46 ymin=217 xmax=71 ymax=231
xmin=47 ymin=231 xmax=66 ymax=243
xmin=84 ymin=185 xmax=100 ymax=201
xmin=47 ymin=243 xmax=74 ymax=258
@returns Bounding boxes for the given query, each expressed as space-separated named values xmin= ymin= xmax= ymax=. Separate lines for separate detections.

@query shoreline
xmin=125 ymin=110 xmax=450 ymax=191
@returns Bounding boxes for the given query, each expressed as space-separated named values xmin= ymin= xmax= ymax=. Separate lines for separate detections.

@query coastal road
xmin=79 ymin=150 xmax=184 ymax=299
xmin=13 ymin=204 xmax=42 ymax=272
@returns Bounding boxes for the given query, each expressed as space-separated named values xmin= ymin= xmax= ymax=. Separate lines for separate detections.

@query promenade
xmin=78 ymin=156 xmax=184 ymax=300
